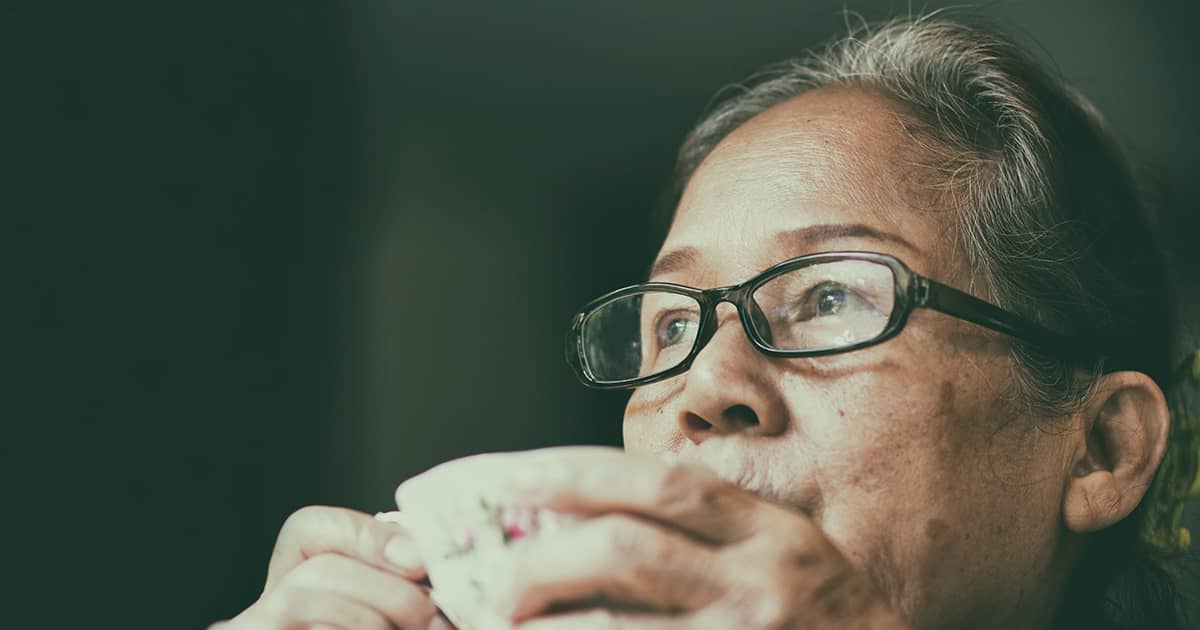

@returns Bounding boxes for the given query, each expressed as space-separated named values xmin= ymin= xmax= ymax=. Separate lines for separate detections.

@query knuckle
xmin=721 ymin=576 xmax=794 ymax=630
xmin=755 ymin=591 xmax=793 ymax=630
xmin=652 ymin=464 xmax=731 ymax=521
xmin=275 ymin=505 xmax=333 ymax=552
xmin=592 ymin=516 xmax=675 ymax=597
xmin=777 ymin=545 xmax=824 ymax=577
xmin=748 ymin=509 xmax=818 ymax=555
xmin=281 ymin=505 xmax=328 ymax=534
xmin=285 ymin=552 xmax=346 ymax=585
xmin=744 ymin=583 xmax=793 ymax=630
xmin=776 ymin=509 xmax=819 ymax=541
xmin=273 ymin=506 xmax=382 ymax=564
xmin=653 ymin=463 xmax=698 ymax=505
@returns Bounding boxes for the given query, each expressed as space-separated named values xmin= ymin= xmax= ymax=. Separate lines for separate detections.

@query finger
xmin=516 ymin=608 xmax=691 ymax=630
xmin=281 ymin=552 xmax=440 ymax=628
xmin=237 ymin=586 xmax=393 ymax=630
xmin=266 ymin=505 xmax=426 ymax=592
xmin=509 ymin=447 xmax=768 ymax=543
xmin=494 ymin=514 xmax=723 ymax=622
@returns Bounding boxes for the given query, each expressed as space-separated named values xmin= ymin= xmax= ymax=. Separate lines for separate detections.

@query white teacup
xmin=382 ymin=452 xmax=577 ymax=630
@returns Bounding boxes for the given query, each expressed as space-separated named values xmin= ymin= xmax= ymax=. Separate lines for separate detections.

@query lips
xmin=664 ymin=441 xmax=818 ymax=516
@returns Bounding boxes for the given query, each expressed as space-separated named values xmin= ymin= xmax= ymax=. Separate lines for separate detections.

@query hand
xmin=212 ymin=505 xmax=452 ymax=630
xmin=491 ymin=447 xmax=909 ymax=630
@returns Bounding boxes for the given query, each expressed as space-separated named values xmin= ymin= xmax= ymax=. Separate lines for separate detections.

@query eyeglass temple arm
xmin=914 ymin=277 xmax=1096 ymax=365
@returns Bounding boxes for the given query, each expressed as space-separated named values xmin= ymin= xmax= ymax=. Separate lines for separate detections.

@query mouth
xmin=666 ymin=444 xmax=819 ymax=517
xmin=719 ymin=464 xmax=800 ymax=509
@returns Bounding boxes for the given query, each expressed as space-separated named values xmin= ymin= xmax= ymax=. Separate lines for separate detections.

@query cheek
xmin=816 ymin=369 xmax=1014 ymax=524
xmin=622 ymin=384 xmax=680 ymax=455
xmin=812 ymin=374 xmax=1070 ymax=624
xmin=800 ymin=325 xmax=1019 ymax=508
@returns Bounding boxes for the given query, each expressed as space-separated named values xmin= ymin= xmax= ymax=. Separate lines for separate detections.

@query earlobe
xmin=1062 ymin=371 xmax=1170 ymax=534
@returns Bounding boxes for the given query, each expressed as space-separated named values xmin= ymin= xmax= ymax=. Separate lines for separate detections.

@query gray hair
xmin=669 ymin=15 xmax=1175 ymax=415
xmin=665 ymin=15 xmax=1196 ymax=627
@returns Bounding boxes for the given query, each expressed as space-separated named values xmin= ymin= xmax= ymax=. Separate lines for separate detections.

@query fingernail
xmin=384 ymin=535 xmax=422 ymax=570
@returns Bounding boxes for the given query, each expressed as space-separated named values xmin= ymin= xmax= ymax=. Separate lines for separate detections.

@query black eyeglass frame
xmin=566 ymin=251 xmax=1097 ymax=390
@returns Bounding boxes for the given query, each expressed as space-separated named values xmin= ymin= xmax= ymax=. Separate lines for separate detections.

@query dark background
xmin=11 ymin=1 xmax=1199 ymax=627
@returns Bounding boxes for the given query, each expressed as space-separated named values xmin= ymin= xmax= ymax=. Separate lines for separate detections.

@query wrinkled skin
xmin=619 ymin=86 xmax=1078 ymax=629
xmin=606 ymin=85 xmax=1170 ymax=629
xmin=219 ymin=86 xmax=1169 ymax=630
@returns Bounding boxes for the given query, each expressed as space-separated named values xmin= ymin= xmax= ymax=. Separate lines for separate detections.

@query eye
xmin=655 ymin=311 xmax=698 ymax=348
xmin=796 ymin=281 xmax=874 ymax=320
xmin=815 ymin=283 xmax=849 ymax=316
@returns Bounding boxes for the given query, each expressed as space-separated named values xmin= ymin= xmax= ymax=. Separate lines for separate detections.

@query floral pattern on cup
xmin=445 ymin=499 xmax=548 ymax=558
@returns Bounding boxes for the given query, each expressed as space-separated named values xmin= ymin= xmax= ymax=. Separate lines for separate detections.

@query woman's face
xmin=623 ymin=87 xmax=1076 ymax=628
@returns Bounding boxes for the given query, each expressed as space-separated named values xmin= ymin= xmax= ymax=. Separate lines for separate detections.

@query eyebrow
xmin=648 ymin=223 xmax=919 ymax=278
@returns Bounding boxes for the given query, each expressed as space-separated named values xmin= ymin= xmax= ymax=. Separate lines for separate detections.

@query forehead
xmin=664 ymin=87 xmax=950 ymax=283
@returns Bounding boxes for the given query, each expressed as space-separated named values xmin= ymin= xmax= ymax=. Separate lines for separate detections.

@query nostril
xmin=723 ymin=404 xmax=759 ymax=429
xmin=683 ymin=412 xmax=713 ymax=433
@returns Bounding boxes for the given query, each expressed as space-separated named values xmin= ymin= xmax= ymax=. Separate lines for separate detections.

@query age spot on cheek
xmin=939 ymin=382 xmax=955 ymax=412
xmin=925 ymin=517 xmax=950 ymax=542
xmin=923 ymin=518 xmax=953 ymax=584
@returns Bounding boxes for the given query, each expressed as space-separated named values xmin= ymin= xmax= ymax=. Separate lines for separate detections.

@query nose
xmin=675 ymin=305 xmax=789 ymax=444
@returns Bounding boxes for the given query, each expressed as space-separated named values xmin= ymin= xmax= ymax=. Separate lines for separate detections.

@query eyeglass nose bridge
xmin=698 ymin=283 xmax=747 ymax=307
xmin=691 ymin=283 xmax=772 ymax=356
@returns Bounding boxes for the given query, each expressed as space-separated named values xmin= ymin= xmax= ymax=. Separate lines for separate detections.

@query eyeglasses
xmin=566 ymin=251 xmax=1094 ymax=389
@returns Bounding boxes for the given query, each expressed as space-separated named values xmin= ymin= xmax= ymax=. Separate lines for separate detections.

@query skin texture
xmin=609 ymin=86 xmax=1167 ymax=629
xmin=218 ymin=86 xmax=1170 ymax=630
xmin=621 ymin=87 xmax=1074 ymax=628
xmin=212 ymin=506 xmax=452 ymax=630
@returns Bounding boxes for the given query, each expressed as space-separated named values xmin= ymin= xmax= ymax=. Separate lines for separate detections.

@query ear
xmin=1062 ymin=371 xmax=1171 ymax=534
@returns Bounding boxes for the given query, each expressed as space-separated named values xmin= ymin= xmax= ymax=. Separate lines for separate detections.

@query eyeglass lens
xmin=580 ymin=259 xmax=896 ymax=384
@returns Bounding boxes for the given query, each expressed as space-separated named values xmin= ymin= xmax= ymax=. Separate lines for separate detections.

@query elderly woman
xmin=219 ymin=16 xmax=1199 ymax=630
